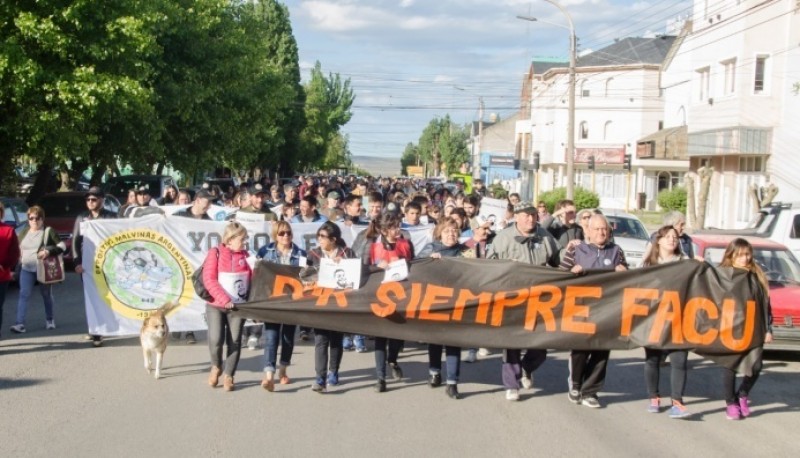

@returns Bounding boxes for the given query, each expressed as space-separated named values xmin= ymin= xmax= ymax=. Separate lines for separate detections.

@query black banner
xmin=237 ymin=258 xmax=766 ymax=359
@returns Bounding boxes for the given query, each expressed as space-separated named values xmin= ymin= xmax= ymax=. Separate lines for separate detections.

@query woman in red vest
xmin=368 ymin=212 xmax=413 ymax=393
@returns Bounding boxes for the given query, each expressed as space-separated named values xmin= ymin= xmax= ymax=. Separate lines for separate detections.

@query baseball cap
xmin=85 ymin=186 xmax=105 ymax=198
xmin=195 ymin=189 xmax=213 ymax=200
xmin=248 ymin=184 xmax=266 ymax=196
xmin=327 ymin=191 xmax=341 ymax=200
xmin=513 ymin=201 xmax=537 ymax=214
xmin=135 ymin=184 xmax=150 ymax=194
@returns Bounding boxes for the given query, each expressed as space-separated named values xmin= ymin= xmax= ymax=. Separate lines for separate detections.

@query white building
xmin=522 ymin=36 xmax=687 ymax=209
xmin=661 ymin=0 xmax=800 ymax=229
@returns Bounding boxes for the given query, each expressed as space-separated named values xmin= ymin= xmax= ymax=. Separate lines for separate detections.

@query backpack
xmin=192 ymin=248 xmax=219 ymax=301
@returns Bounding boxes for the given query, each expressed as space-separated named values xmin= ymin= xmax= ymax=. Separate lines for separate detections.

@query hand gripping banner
xmin=238 ymin=258 xmax=768 ymax=360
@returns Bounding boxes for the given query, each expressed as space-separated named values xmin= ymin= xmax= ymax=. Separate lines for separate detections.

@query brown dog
xmin=140 ymin=303 xmax=176 ymax=379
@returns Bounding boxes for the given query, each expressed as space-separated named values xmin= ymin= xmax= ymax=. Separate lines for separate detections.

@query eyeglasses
xmin=86 ymin=197 xmax=99 ymax=202
xmin=28 ymin=216 xmax=42 ymax=221
xmin=277 ymin=231 xmax=292 ymax=237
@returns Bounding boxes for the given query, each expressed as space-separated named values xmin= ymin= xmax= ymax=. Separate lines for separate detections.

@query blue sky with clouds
xmin=286 ymin=0 xmax=692 ymax=172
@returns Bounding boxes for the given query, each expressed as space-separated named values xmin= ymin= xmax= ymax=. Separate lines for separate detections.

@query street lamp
xmin=517 ymin=0 xmax=577 ymax=199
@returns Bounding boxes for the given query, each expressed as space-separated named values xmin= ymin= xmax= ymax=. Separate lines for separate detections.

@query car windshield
xmin=38 ymin=195 xmax=86 ymax=218
xmin=704 ymin=247 xmax=800 ymax=284
xmin=607 ymin=216 xmax=648 ymax=240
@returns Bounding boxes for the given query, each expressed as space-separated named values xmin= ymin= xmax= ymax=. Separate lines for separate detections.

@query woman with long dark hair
xmin=306 ymin=222 xmax=357 ymax=392
xmin=718 ymin=238 xmax=773 ymax=420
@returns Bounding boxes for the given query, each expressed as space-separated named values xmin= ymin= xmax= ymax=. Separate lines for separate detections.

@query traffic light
xmin=623 ymin=154 xmax=632 ymax=171
xmin=588 ymin=155 xmax=595 ymax=171
xmin=533 ymin=152 xmax=540 ymax=171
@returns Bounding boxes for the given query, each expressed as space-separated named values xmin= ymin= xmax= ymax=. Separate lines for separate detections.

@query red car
xmin=36 ymin=192 xmax=120 ymax=267
xmin=692 ymin=234 xmax=800 ymax=351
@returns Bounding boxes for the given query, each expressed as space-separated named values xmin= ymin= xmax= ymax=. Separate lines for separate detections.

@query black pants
xmin=374 ymin=337 xmax=403 ymax=381
xmin=722 ymin=358 xmax=763 ymax=405
xmin=314 ymin=329 xmax=344 ymax=379
xmin=644 ymin=349 xmax=688 ymax=402
xmin=569 ymin=350 xmax=610 ymax=397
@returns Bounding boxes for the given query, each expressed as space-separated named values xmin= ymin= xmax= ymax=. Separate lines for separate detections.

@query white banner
xmin=81 ymin=215 xmax=434 ymax=336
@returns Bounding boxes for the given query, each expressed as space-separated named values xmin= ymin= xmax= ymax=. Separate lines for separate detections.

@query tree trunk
xmin=695 ymin=166 xmax=713 ymax=229
xmin=685 ymin=173 xmax=696 ymax=230
xmin=155 ymin=163 xmax=164 ymax=176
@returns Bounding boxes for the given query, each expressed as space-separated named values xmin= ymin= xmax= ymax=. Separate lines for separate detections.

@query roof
xmin=577 ymin=36 xmax=677 ymax=67
xmin=531 ymin=59 xmax=568 ymax=74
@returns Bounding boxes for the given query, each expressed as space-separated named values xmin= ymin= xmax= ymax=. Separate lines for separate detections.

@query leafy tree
xmin=538 ymin=186 xmax=600 ymax=213
xmin=416 ymin=116 xmax=469 ymax=177
xmin=400 ymin=142 xmax=418 ymax=176
xmin=658 ymin=186 xmax=687 ymax=213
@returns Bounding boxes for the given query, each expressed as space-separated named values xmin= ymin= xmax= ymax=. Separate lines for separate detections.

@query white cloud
xmin=399 ymin=0 xmax=415 ymax=7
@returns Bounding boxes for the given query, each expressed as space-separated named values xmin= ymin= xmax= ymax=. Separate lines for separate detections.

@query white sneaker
xmin=478 ymin=348 xmax=491 ymax=356
xmin=46 ymin=320 xmax=56 ymax=330
xmin=521 ymin=374 xmax=533 ymax=390
xmin=505 ymin=389 xmax=520 ymax=401
xmin=10 ymin=324 xmax=26 ymax=334
xmin=247 ymin=335 xmax=258 ymax=350
xmin=464 ymin=350 xmax=477 ymax=363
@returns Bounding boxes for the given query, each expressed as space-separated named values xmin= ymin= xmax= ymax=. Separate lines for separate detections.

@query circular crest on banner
xmin=93 ymin=229 xmax=194 ymax=319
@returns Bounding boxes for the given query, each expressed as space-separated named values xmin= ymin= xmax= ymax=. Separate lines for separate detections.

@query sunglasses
xmin=277 ymin=231 xmax=293 ymax=237
xmin=86 ymin=197 xmax=100 ymax=202
xmin=28 ymin=216 xmax=42 ymax=221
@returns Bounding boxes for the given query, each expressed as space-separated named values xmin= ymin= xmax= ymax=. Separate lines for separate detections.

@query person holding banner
xmin=340 ymin=193 xmax=370 ymax=352
xmin=718 ymin=238 xmax=773 ymax=420
xmin=424 ymin=218 xmax=468 ymax=400
xmin=305 ymin=222 xmax=358 ymax=393
xmin=256 ymin=221 xmax=308 ymax=391
xmin=10 ymin=206 xmax=66 ymax=334
xmin=203 ymin=222 xmax=251 ymax=391
xmin=640 ymin=225 xmax=691 ymax=419
xmin=488 ymin=201 xmax=561 ymax=402
xmin=369 ymin=212 xmax=413 ymax=393
xmin=560 ymin=213 xmax=627 ymax=409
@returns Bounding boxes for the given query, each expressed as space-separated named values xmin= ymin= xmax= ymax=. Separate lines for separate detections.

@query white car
xmin=600 ymin=209 xmax=650 ymax=268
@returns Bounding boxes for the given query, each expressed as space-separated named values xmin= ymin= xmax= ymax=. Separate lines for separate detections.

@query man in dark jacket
xmin=559 ymin=213 xmax=628 ymax=409
xmin=173 ymin=190 xmax=212 ymax=220
xmin=73 ymin=186 xmax=118 ymax=347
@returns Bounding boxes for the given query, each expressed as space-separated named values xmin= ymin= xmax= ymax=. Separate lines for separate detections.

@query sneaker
xmin=567 ymin=389 xmax=581 ymax=404
xmin=478 ymin=348 xmax=491 ymax=356
xmin=10 ymin=324 xmax=25 ymax=334
xmin=726 ymin=403 xmax=742 ymax=420
xmin=45 ymin=320 xmax=56 ymax=330
xmin=185 ymin=331 xmax=196 ymax=344
xmin=581 ymin=396 xmax=601 ymax=408
xmin=327 ymin=372 xmax=340 ymax=386
xmin=738 ymin=396 xmax=751 ymax=418
xmin=83 ymin=334 xmax=94 ymax=341
xmin=669 ymin=400 xmax=691 ymax=419
xmin=247 ymin=335 xmax=258 ymax=351
xmin=91 ymin=336 xmax=103 ymax=347
xmin=445 ymin=384 xmax=460 ymax=400
xmin=390 ymin=363 xmax=403 ymax=380
xmin=355 ymin=345 xmax=368 ymax=353
xmin=505 ymin=389 xmax=520 ymax=401
xmin=299 ymin=330 xmax=311 ymax=341
xmin=375 ymin=379 xmax=387 ymax=393
xmin=521 ymin=372 xmax=533 ymax=390
xmin=311 ymin=377 xmax=326 ymax=393
xmin=648 ymin=397 xmax=661 ymax=413
xmin=464 ymin=349 xmax=477 ymax=363
xmin=428 ymin=373 xmax=442 ymax=388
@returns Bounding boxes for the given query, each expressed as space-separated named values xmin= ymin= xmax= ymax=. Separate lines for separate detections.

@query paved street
xmin=2 ymin=273 xmax=799 ymax=457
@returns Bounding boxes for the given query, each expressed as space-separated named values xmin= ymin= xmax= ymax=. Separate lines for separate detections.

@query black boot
xmin=445 ymin=384 xmax=460 ymax=400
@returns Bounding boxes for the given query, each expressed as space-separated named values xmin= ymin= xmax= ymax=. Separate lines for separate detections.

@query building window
xmin=579 ymin=121 xmax=589 ymax=140
xmin=739 ymin=156 xmax=765 ymax=172
xmin=721 ymin=58 xmax=736 ymax=96
xmin=604 ymin=121 xmax=612 ymax=140
xmin=605 ymin=78 xmax=613 ymax=97
xmin=754 ymin=55 xmax=768 ymax=94
xmin=580 ymin=80 xmax=589 ymax=98
xmin=696 ymin=67 xmax=710 ymax=101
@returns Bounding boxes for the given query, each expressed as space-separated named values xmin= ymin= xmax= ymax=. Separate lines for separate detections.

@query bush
xmin=489 ymin=183 xmax=508 ymax=199
xmin=537 ymin=186 xmax=600 ymax=213
xmin=657 ymin=186 xmax=687 ymax=213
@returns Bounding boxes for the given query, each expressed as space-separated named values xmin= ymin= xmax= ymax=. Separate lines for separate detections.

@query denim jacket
xmin=256 ymin=242 xmax=308 ymax=266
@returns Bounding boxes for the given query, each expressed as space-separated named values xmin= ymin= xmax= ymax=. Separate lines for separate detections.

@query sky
xmin=286 ymin=0 xmax=693 ymax=175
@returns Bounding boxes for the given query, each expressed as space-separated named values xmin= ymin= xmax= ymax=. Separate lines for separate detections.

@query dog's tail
xmin=159 ymin=301 xmax=180 ymax=316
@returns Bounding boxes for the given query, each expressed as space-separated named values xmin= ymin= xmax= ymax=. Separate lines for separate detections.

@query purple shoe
xmin=738 ymin=396 xmax=751 ymax=417
xmin=726 ymin=403 xmax=742 ymax=420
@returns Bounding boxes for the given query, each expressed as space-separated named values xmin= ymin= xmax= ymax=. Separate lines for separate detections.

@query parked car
xmin=692 ymin=233 xmax=800 ymax=351
xmin=103 ymin=175 xmax=177 ymax=203
xmin=1 ymin=196 xmax=29 ymax=229
xmin=36 ymin=192 xmax=120 ymax=267
xmin=601 ymin=208 xmax=650 ymax=268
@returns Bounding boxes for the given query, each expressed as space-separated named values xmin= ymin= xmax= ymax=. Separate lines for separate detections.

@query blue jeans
xmin=374 ymin=337 xmax=402 ymax=380
xmin=343 ymin=334 xmax=366 ymax=350
xmin=16 ymin=269 xmax=54 ymax=325
xmin=263 ymin=322 xmax=296 ymax=372
xmin=428 ymin=344 xmax=461 ymax=384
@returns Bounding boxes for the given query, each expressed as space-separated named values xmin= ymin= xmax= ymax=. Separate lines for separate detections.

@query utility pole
xmin=476 ymin=97 xmax=485 ymax=182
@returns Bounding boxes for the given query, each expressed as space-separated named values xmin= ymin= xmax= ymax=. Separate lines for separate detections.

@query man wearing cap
xmin=320 ymin=191 xmax=343 ymax=221
xmin=73 ymin=186 xmax=118 ymax=347
xmin=173 ymin=189 xmax=213 ymax=220
xmin=487 ymin=201 xmax=561 ymax=401
xmin=238 ymin=185 xmax=277 ymax=221
xmin=123 ymin=185 xmax=155 ymax=217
